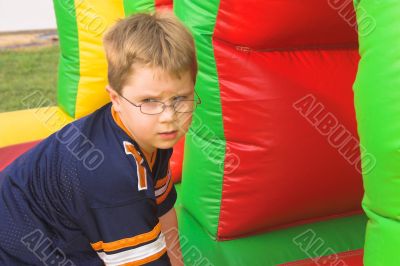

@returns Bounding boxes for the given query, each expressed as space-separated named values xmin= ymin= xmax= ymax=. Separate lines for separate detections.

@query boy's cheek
xmin=181 ymin=113 xmax=193 ymax=129
xmin=177 ymin=120 xmax=192 ymax=136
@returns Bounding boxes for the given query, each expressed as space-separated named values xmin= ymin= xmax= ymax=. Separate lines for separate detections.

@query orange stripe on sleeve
xmin=155 ymin=162 xmax=171 ymax=189
xmin=156 ymin=178 xmax=173 ymax=204
xmin=91 ymin=223 xmax=161 ymax=252
xmin=123 ymin=247 xmax=167 ymax=266
xmin=155 ymin=173 xmax=169 ymax=189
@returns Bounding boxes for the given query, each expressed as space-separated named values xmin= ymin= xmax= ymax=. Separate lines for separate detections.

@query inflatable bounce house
xmin=0 ymin=0 xmax=399 ymax=265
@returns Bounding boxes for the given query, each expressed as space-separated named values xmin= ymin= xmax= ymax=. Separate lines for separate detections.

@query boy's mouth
xmin=158 ymin=130 xmax=178 ymax=139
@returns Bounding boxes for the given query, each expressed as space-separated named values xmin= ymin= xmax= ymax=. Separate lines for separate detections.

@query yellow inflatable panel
xmin=75 ymin=0 xmax=124 ymax=118
xmin=0 ymin=107 xmax=73 ymax=148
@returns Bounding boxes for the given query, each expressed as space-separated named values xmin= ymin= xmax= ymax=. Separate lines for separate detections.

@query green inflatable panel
xmin=53 ymin=0 xmax=80 ymax=117
xmin=177 ymin=205 xmax=366 ymax=266
xmin=123 ymin=0 xmax=155 ymax=15
xmin=353 ymin=0 xmax=400 ymax=265
xmin=175 ymin=0 xmax=226 ymax=238
xmin=174 ymin=184 xmax=366 ymax=265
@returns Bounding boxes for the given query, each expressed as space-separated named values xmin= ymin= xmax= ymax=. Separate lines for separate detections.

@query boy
xmin=0 ymin=11 xmax=198 ymax=265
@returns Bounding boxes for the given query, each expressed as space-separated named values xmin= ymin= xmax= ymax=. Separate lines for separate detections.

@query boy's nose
xmin=159 ymin=105 xmax=176 ymax=122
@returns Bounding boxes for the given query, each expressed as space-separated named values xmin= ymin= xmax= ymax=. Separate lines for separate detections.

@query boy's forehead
xmin=123 ymin=66 xmax=193 ymax=97
xmin=131 ymin=64 xmax=190 ymax=80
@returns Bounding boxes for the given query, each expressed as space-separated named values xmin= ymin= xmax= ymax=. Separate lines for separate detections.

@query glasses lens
xmin=175 ymin=100 xmax=195 ymax=113
xmin=141 ymin=102 xmax=164 ymax=115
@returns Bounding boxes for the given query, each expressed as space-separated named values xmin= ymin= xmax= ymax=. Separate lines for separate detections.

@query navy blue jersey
xmin=0 ymin=103 xmax=177 ymax=265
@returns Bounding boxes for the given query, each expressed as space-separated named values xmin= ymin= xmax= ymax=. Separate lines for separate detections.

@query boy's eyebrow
xmin=138 ymin=89 xmax=194 ymax=98
xmin=176 ymin=88 xmax=195 ymax=95
xmin=138 ymin=94 xmax=161 ymax=99
xmin=136 ymin=91 xmax=163 ymax=98
xmin=175 ymin=91 xmax=193 ymax=96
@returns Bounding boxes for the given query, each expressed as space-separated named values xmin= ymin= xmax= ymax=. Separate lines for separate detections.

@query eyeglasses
xmin=119 ymin=90 xmax=201 ymax=115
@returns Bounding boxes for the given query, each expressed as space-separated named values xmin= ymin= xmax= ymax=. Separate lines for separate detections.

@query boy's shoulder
xmin=54 ymin=102 xmax=113 ymax=170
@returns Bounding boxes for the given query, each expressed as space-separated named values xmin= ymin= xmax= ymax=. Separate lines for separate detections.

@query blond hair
xmin=103 ymin=11 xmax=197 ymax=93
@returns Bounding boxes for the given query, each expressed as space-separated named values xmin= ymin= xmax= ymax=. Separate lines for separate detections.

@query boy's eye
xmin=173 ymin=96 xmax=187 ymax=101
xmin=142 ymin=98 xmax=157 ymax=103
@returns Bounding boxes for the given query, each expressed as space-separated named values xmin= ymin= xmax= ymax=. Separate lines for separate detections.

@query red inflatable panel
xmin=214 ymin=37 xmax=363 ymax=238
xmin=214 ymin=0 xmax=358 ymax=50
xmin=170 ymin=137 xmax=185 ymax=183
xmin=155 ymin=0 xmax=172 ymax=9
xmin=0 ymin=141 xmax=40 ymax=171
xmin=280 ymin=249 xmax=363 ymax=266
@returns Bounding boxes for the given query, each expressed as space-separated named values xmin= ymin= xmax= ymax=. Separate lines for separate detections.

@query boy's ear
xmin=106 ymin=85 xmax=122 ymax=112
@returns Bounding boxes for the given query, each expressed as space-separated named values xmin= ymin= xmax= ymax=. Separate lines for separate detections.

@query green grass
xmin=0 ymin=45 xmax=59 ymax=112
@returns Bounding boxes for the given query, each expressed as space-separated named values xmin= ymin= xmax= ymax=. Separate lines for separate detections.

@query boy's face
xmin=108 ymin=65 xmax=195 ymax=154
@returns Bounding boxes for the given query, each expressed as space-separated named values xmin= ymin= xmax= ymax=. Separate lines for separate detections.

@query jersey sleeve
xmin=154 ymin=149 xmax=177 ymax=217
xmin=80 ymin=199 xmax=171 ymax=265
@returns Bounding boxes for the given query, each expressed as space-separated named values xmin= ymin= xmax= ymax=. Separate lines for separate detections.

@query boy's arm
xmin=159 ymin=207 xmax=184 ymax=266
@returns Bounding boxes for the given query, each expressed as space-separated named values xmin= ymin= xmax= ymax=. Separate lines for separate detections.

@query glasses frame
xmin=119 ymin=90 xmax=202 ymax=115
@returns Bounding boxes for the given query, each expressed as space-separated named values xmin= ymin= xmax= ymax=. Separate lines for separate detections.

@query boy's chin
xmin=154 ymin=139 xmax=178 ymax=150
